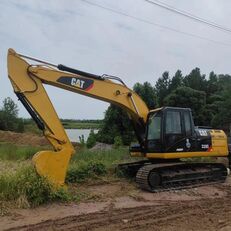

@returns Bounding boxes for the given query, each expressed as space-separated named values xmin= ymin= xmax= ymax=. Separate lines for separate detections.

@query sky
xmin=0 ymin=0 xmax=231 ymax=119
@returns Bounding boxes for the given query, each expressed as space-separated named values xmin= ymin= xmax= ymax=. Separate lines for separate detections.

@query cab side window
xmin=147 ymin=114 xmax=161 ymax=140
xmin=166 ymin=111 xmax=182 ymax=134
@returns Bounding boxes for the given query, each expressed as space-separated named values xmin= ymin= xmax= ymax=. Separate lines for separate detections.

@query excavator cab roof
xmin=149 ymin=107 xmax=192 ymax=114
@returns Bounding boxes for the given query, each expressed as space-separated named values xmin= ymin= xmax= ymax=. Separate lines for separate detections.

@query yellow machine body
xmin=131 ymin=130 xmax=228 ymax=159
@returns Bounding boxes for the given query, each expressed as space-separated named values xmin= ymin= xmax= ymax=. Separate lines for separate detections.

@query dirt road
xmin=2 ymin=178 xmax=231 ymax=231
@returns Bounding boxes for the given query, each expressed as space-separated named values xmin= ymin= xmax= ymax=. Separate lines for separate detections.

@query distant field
xmin=23 ymin=118 xmax=102 ymax=131
xmin=62 ymin=121 xmax=101 ymax=129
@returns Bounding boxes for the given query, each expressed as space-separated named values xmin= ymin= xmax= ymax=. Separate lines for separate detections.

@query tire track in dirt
xmin=5 ymin=197 xmax=231 ymax=231
xmin=3 ymin=183 xmax=231 ymax=231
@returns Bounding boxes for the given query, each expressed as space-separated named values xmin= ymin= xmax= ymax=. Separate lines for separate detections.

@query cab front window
xmin=147 ymin=113 xmax=162 ymax=140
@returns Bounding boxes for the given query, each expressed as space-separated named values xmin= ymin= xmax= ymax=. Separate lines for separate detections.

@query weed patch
xmin=66 ymin=161 xmax=107 ymax=183
xmin=0 ymin=166 xmax=70 ymax=207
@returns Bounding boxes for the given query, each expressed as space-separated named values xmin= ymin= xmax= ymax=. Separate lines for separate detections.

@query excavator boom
xmin=7 ymin=48 xmax=149 ymax=185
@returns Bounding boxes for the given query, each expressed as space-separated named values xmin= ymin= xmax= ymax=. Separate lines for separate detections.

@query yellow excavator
xmin=7 ymin=48 xmax=230 ymax=192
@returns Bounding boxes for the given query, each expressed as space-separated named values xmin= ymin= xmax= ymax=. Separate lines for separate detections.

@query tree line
xmin=96 ymin=68 xmax=231 ymax=145
xmin=0 ymin=67 xmax=230 ymax=146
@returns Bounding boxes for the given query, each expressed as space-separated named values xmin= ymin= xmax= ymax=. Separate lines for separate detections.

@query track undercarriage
xmin=117 ymin=160 xmax=228 ymax=192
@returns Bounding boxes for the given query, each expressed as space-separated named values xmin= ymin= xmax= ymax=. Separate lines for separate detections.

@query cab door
xmin=164 ymin=109 xmax=184 ymax=151
xmin=164 ymin=108 xmax=195 ymax=152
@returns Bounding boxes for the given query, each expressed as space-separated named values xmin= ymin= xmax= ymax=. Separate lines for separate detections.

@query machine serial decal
xmin=176 ymin=148 xmax=183 ymax=152
xmin=57 ymin=76 xmax=94 ymax=91
xmin=201 ymin=144 xmax=209 ymax=149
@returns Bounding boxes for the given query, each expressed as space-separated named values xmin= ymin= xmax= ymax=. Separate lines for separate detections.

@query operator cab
xmin=131 ymin=107 xmax=212 ymax=155
xmin=146 ymin=107 xmax=196 ymax=153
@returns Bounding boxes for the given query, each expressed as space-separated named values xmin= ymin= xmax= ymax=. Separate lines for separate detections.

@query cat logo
xmin=57 ymin=76 xmax=94 ymax=91
xmin=71 ymin=78 xmax=85 ymax=89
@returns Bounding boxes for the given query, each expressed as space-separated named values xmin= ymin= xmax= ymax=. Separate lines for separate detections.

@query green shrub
xmin=79 ymin=134 xmax=85 ymax=147
xmin=113 ymin=136 xmax=123 ymax=149
xmin=16 ymin=119 xmax=25 ymax=133
xmin=0 ymin=97 xmax=19 ymax=131
xmin=50 ymin=187 xmax=71 ymax=202
xmin=66 ymin=161 xmax=107 ymax=183
xmin=86 ymin=130 xmax=97 ymax=148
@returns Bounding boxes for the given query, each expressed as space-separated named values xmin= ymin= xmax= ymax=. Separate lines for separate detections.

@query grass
xmin=0 ymin=142 xmax=131 ymax=166
xmin=71 ymin=148 xmax=131 ymax=166
xmin=0 ymin=160 xmax=31 ymax=175
xmin=0 ymin=144 xmax=134 ymax=211
xmin=66 ymin=148 xmax=132 ymax=183
xmin=0 ymin=143 xmax=43 ymax=160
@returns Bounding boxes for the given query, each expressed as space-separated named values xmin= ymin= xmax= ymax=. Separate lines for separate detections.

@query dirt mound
xmin=0 ymin=130 xmax=49 ymax=146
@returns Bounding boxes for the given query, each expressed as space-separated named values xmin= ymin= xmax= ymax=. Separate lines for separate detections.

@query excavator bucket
xmin=32 ymin=149 xmax=74 ymax=185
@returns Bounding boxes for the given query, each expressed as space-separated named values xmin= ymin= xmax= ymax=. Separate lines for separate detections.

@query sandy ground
xmin=0 ymin=130 xmax=81 ymax=148
xmin=1 ymin=177 xmax=231 ymax=231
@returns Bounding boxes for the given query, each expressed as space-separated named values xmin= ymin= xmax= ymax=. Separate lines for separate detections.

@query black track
xmin=136 ymin=162 xmax=228 ymax=192
xmin=117 ymin=161 xmax=228 ymax=192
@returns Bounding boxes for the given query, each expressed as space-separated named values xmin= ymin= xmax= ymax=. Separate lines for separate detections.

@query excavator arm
xmin=7 ymin=48 xmax=149 ymax=185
